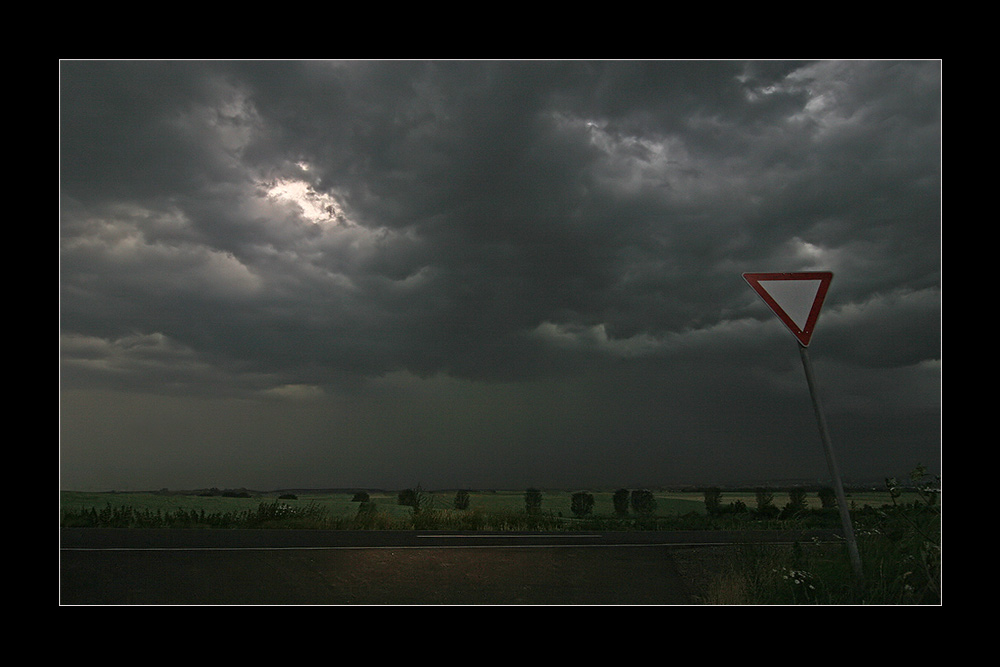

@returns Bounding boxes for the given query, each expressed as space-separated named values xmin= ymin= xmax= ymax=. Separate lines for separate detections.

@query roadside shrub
xmin=352 ymin=504 xmax=397 ymax=530
xmin=249 ymin=501 xmax=327 ymax=528
xmin=411 ymin=509 xmax=445 ymax=530
xmin=60 ymin=500 xmax=329 ymax=529
xmin=524 ymin=488 xmax=543 ymax=514
xmin=755 ymin=487 xmax=778 ymax=518
xmin=570 ymin=491 xmax=595 ymax=517
xmin=449 ymin=507 xmax=487 ymax=529
xmin=630 ymin=489 xmax=657 ymax=516
xmin=788 ymin=488 xmax=807 ymax=510
xmin=780 ymin=488 xmax=808 ymax=519
xmin=352 ymin=491 xmax=370 ymax=502
xmin=399 ymin=484 xmax=432 ymax=514
xmin=704 ymin=487 xmax=722 ymax=515
xmin=454 ymin=489 xmax=471 ymax=510
xmin=613 ymin=488 xmax=630 ymax=516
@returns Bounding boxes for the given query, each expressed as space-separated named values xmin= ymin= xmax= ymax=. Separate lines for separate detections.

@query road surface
xmin=59 ymin=528 xmax=840 ymax=605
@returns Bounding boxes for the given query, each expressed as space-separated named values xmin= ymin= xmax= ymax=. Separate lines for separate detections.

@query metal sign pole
xmin=798 ymin=343 xmax=863 ymax=579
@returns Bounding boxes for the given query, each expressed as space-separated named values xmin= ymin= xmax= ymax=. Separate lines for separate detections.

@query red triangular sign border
xmin=743 ymin=272 xmax=833 ymax=347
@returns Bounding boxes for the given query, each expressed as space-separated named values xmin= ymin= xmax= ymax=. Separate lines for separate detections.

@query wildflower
xmin=781 ymin=568 xmax=817 ymax=591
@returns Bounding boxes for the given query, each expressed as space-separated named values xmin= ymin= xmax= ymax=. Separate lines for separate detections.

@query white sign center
xmin=755 ymin=279 xmax=822 ymax=331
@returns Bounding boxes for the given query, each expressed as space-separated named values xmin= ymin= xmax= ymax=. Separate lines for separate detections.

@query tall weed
xmin=699 ymin=465 xmax=941 ymax=604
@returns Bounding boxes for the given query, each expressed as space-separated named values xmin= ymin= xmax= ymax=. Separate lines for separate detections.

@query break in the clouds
xmin=60 ymin=60 xmax=941 ymax=492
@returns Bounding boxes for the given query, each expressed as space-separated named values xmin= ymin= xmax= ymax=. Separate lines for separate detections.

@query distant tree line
xmin=198 ymin=487 xmax=252 ymax=498
xmin=524 ymin=488 xmax=660 ymax=518
xmin=703 ymin=486 xmax=839 ymax=518
xmin=606 ymin=488 xmax=658 ymax=517
xmin=366 ymin=484 xmax=844 ymax=521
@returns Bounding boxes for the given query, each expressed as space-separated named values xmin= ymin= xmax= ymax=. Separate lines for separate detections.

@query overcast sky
xmin=60 ymin=60 xmax=941 ymax=492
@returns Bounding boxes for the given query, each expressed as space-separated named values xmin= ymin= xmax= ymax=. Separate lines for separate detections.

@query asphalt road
xmin=59 ymin=528 xmax=841 ymax=605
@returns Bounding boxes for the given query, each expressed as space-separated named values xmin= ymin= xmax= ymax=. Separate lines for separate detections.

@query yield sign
xmin=743 ymin=272 xmax=833 ymax=347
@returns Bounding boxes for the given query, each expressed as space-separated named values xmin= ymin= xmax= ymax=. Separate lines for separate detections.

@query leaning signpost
xmin=742 ymin=271 xmax=863 ymax=579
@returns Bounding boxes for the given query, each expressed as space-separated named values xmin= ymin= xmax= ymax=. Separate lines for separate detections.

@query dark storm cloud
xmin=60 ymin=60 xmax=940 ymax=491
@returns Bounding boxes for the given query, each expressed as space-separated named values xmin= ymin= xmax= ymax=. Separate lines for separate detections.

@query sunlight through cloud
xmin=264 ymin=176 xmax=352 ymax=227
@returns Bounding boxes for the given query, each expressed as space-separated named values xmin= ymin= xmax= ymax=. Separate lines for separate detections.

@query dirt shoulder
xmin=62 ymin=544 xmax=714 ymax=605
